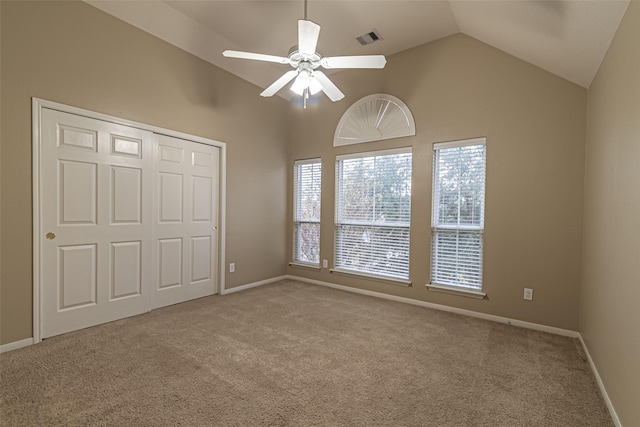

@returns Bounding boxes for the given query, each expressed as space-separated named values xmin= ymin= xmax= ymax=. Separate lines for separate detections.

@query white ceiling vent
xmin=356 ymin=29 xmax=383 ymax=46
xmin=334 ymin=94 xmax=415 ymax=147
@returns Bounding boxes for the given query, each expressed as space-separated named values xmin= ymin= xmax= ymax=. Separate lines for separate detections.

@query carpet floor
xmin=0 ymin=279 xmax=613 ymax=426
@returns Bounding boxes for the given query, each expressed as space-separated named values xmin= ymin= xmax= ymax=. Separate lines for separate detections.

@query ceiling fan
xmin=222 ymin=3 xmax=386 ymax=105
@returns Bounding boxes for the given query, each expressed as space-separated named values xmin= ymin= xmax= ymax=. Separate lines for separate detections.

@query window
xmin=431 ymin=138 xmax=486 ymax=291
xmin=293 ymin=159 xmax=322 ymax=266
xmin=335 ymin=148 xmax=412 ymax=281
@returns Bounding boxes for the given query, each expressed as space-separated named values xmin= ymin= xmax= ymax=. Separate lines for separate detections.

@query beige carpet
xmin=0 ymin=280 xmax=613 ymax=426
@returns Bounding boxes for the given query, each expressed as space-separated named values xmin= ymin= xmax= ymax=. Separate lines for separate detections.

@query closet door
xmin=153 ymin=135 xmax=219 ymax=309
xmin=40 ymin=109 xmax=154 ymax=338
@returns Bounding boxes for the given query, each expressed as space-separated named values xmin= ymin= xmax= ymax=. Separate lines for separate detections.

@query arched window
xmin=334 ymin=94 xmax=415 ymax=147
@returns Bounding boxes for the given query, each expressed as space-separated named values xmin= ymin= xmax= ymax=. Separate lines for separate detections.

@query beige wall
xmin=2 ymin=2 xmax=637 ymax=423
xmin=581 ymin=2 xmax=640 ymax=425
xmin=287 ymin=34 xmax=588 ymax=331
xmin=0 ymin=1 xmax=289 ymax=345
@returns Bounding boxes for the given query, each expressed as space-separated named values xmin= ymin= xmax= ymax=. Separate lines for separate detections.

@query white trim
xmin=431 ymin=140 xmax=486 ymax=290
xmin=0 ymin=338 xmax=34 ymax=354
xmin=286 ymin=275 xmax=578 ymax=338
xmin=5 ymin=274 xmax=622 ymax=426
xmin=32 ymin=98 xmax=227 ymax=342
xmin=33 ymin=98 xmax=227 ymax=147
xmin=334 ymin=149 xmax=412 ymax=281
xmin=426 ymin=283 xmax=486 ymax=299
xmin=218 ymin=143 xmax=227 ymax=295
xmin=293 ymin=157 xmax=322 ymax=166
xmin=292 ymin=159 xmax=322 ymax=267
xmin=32 ymin=101 xmax=43 ymax=344
xmin=433 ymin=224 xmax=484 ymax=231
xmin=220 ymin=275 xmax=288 ymax=295
xmin=330 ymin=269 xmax=411 ymax=287
xmin=336 ymin=146 xmax=412 ymax=162
xmin=16 ymin=273 xmax=616 ymax=427
xmin=288 ymin=262 xmax=321 ymax=271
xmin=433 ymin=136 xmax=486 ymax=150
xmin=578 ymin=334 xmax=622 ymax=427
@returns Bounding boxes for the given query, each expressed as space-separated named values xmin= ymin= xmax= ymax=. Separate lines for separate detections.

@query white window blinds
xmin=335 ymin=148 xmax=412 ymax=280
xmin=431 ymin=138 xmax=486 ymax=290
xmin=293 ymin=159 xmax=321 ymax=265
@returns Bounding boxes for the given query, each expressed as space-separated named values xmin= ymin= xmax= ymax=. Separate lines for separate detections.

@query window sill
xmin=288 ymin=262 xmax=321 ymax=271
xmin=426 ymin=283 xmax=486 ymax=299
xmin=330 ymin=268 xmax=411 ymax=287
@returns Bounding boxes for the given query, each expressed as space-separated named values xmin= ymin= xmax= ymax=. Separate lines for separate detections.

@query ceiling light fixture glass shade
xmin=290 ymin=70 xmax=309 ymax=95
xmin=308 ymin=77 xmax=322 ymax=95
xmin=290 ymin=70 xmax=322 ymax=97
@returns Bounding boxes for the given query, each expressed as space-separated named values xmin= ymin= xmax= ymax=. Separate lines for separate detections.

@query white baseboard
xmin=286 ymin=275 xmax=579 ymax=338
xmin=0 ymin=337 xmax=34 ymax=354
xmin=1 ymin=276 xmax=285 ymax=352
xmin=285 ymin=275 xmax=625 ymax=424
xmin=0 ymin=275 xmax=622 ymax=426
xmin=578 ymin=334 xmax=622 ymax=427
xmin=220 ymin=275 xmax=288 ymax=295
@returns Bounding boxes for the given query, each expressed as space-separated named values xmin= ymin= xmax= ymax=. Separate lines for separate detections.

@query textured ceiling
xmin=87 ymin=0 xmax=630 ymax=98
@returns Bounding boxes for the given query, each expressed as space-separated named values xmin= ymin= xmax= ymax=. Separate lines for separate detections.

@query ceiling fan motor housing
xmin=288 ymin=48 xmax=322 ymax=70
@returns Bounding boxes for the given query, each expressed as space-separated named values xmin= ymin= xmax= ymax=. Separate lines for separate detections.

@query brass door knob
xmin=46 ymin=232 xmax=56 ymax=240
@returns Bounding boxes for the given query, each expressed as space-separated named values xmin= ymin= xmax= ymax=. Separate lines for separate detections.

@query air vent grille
xmin=356 ymin=29 xmax=383 ymax=46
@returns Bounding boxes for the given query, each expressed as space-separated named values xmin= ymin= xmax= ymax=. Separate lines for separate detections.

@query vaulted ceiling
xmin=87 ymin=0 xmax=630 ymax=99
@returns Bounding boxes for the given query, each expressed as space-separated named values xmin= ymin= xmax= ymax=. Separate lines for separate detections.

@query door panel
xmin=41 ymin=109 xmax=154 ymax=338
xmin=111 ymin=166 xmax=142 ymax=224
xmin=58 ymin=244 xmax=97 ymax=309
xmin=191 ymin=236 xmax=212 ymax=283
xmin=59 ymin=125 xmax=97 ymax=151
xmin=192 ymin=176 xmax=213 ymax=222
xmin=153 ymin=135 xmax=219 ymax=309
xmin=59 ymin=160 xmax=98 ymax=224
xmin=159 ymin=172 xmax=184 ymax=222
xmin=110 ymin=241 xmax=142 ymax=300
xmin=111 ymin=135 xmax=142 ymax=158
xmin=158 ymin=238 xmax=183 ymax=289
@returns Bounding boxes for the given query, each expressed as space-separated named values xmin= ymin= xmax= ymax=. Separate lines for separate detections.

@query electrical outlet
xmin=322 ymin=259 xmax=328 ymax=269
xmin=229 ymin=263 xmax=235 ymax=273
xmin=524 ymin=288 xmax=533 ymax=301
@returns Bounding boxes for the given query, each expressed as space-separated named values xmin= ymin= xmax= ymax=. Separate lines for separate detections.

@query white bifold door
xmin=39 ymin=109 xmax=219 ymax=338
xmin=153 ymin=135 xmax=219 ymax=309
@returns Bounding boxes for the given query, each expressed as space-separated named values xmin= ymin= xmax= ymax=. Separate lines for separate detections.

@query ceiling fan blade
xmin=298 ymin=20 xmax=320 ymax=56
xmin=260 ymin=70 xmax=298 ymax=97
xmin=223 ymin=50 xmax=290 ymax=65
xmin=313 ymin=71 xmax=345 ymax=102
xmin=321 ymin=55 xmax=387 ymax=69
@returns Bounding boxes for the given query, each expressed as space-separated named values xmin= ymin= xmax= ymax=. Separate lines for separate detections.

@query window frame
xmin=429 ymin=137 xmax=486 ymax=298
xmin=291 ymin=158 xmax=322 ymax=268
xmin=333 ymin=147 xmax=413 ymax=284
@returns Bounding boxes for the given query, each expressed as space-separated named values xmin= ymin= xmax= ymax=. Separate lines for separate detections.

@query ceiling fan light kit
xmin=222 ymin=4 xmax=386 ymax=107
